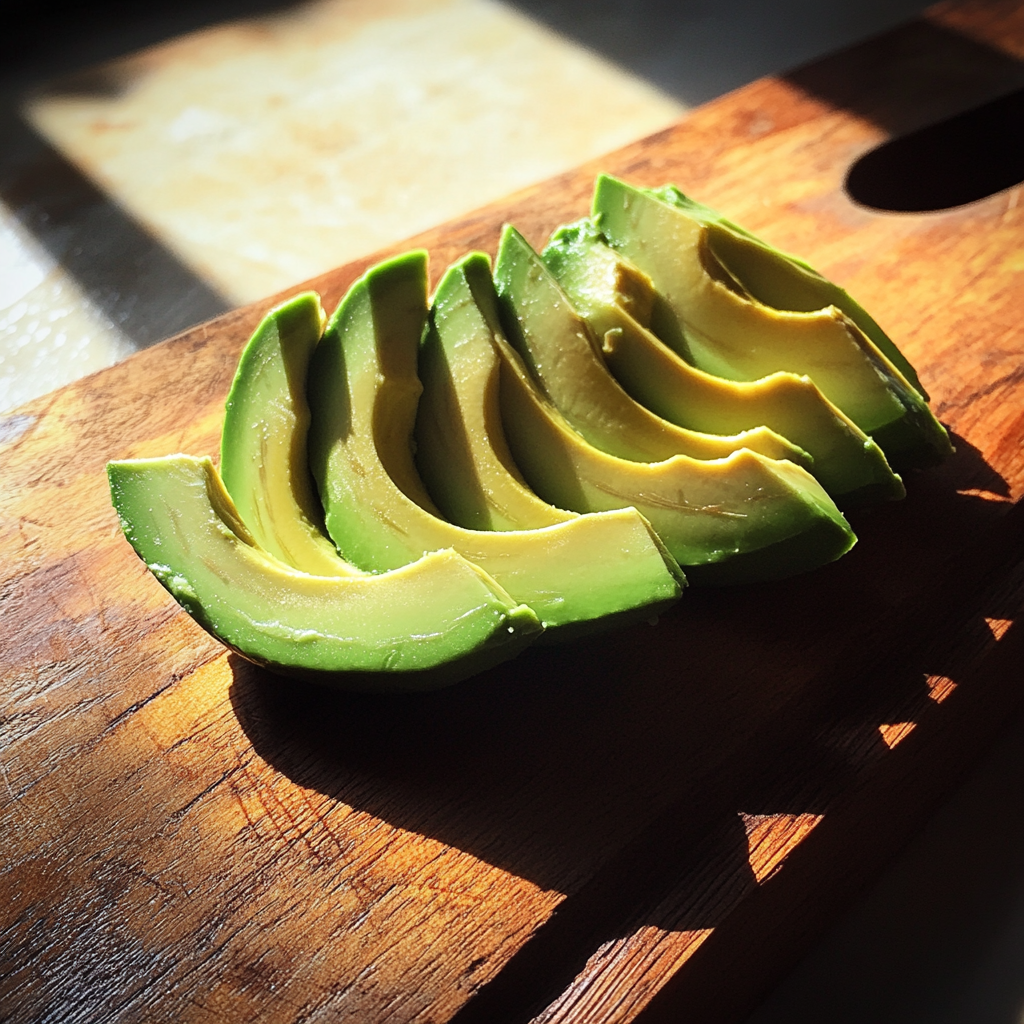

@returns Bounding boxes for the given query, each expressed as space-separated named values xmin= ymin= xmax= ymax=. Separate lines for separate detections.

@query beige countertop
xmin=1 ymin=0 xmax=683 ymax=412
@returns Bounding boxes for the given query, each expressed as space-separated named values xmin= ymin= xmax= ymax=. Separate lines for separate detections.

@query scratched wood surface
xmin=2 ymin=2 xmax=1024 ymax=1022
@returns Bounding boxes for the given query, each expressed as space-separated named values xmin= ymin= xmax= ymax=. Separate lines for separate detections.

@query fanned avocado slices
xmin=105 ymin=172 xmax=941 ymax=690
xmin=108 ymin=455 xmax=542 ymax=691
xmin=416 ymin=252 xmax=577 ymax=532
xmin=416 ymin=248 xmax=855 ymax=584
xmin=306 ymin=250 xmax=685 ymax=638
xmin=220 ymin=291 xmax=362 ymax=576
xmin=542 ymin=220 xmax=906 ymax=509
xmin=493 ymin=225 xmax=810 ymax=468
xmin=592 ymin=175 xmax=953 ymax=472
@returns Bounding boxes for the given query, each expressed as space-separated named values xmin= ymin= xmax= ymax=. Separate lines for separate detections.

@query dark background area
xmin=2 ymin=0 xmax=934 ymax=102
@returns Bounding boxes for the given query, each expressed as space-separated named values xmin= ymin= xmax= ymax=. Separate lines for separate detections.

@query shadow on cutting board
xmin=845 ymin=85 xmax=1024 ymax=212
xmin=228 ymin=435 xmax=1020 ymax=1022
xmin=782 ymin=19 xmax=1024 ymax=216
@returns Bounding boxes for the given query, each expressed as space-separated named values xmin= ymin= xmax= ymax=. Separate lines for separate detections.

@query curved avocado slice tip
xmin=648 ymin=183 xmax=928 ymax=398
xmin=108 ymin=455 xmax=542 ymax=692
xmin=220 ymin=291 xmax=362 ymax=577
xmin=542 ymin=222 xmax=906 ymax=509
xmin=306 ymin=250 xmax=685 ymax=638
xmin=416 ymin=252 xmax=577 ymax=532
xmin=493 ymin=225 xmax=812 ymax=469
xmin=592 ymin=175 xmax=953 ymax=472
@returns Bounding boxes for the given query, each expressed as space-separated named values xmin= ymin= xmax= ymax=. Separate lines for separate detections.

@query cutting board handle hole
xmin=845 ymin=86 xmax=1024 ymax=212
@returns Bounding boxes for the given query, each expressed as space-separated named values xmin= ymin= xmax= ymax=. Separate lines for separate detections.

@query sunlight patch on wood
xmin=878 ymin=721 xmax=917 ymax=749
xmin=927 ymin=674 xmax=958 ymax=703
xmin=739 ymin=812 xmax=825 ymax=884
xmin=984 ymin=616 xmax=1013 ymax=639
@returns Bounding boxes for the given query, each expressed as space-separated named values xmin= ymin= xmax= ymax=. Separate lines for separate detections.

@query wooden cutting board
xmin=2 ymin=2 xmax=1023 ymax=1021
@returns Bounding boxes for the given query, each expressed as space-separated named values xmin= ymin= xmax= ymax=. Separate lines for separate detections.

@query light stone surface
xmin=1 ymin=0 xmax=684 ymax=413
xmin=23 ymin=0 xmax=682 ymax=305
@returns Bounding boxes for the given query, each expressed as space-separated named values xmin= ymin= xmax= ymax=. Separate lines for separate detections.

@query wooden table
xmin=2 ymin=1 xmax=1023 ymax=1021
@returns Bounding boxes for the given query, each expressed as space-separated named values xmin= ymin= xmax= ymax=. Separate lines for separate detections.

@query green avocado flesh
xmin=592 ymin=175 xmax=953 ymax=472
xmin=491 ymin=319 xmax=855 ymax=584
xmin=104 ymin=170 xmax=942 ymax=688
xmin=493 ymin=225 xmax=810 ymax=469
xmin=107 ymin=455 xmax=542 ymax=691
xmin=542 ymin=222 xmax=906 ymax=509
xmin=416 ymin=252 xmax=577 ymax=532
xmin=648 ymin=184 xmax=926 ymax=397
xmin=306 ymin=250 xmax=685 ymax=636
xmin=220 ymin=291 xmax=361 ymax=576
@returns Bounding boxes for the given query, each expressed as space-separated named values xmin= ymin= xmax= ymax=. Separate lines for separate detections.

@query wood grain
xmin=2 ymin=2 xmax=1023 ymax=1022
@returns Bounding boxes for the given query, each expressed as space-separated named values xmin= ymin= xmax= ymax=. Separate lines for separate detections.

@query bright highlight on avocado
xmin=107 ymin=173 xmax=950 ymax=689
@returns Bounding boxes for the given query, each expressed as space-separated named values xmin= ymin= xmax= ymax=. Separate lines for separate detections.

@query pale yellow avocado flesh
xmin=492 ymin=326 xmax=855 ymax=584
xmin=618 ymin=212 xmax=905 ymax=429
xmin=593 ymin=176 xmax=953 ymax=471
xmin=541 ymin=226 xmax=905 ymax=509
xmin=415 ymin=253 xmax=576 ymax=531
xmin=107 ymin=455 xmax=542 ymax=691
xmin=220 ymin=291 xmax=361 ymax=577
xmin=492 ymin=225 xmax=810 ymax=468
xmin=687 ymin=203 xmax=926 ymax=399
xmin=306 ymin=251 xmax=684 ymax=636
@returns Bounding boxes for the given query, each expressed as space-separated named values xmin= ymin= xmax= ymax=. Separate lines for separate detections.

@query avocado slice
xmin=542 ymin=221 xmax=906 ymax=509
xmin=306 ymin=251 xmax=684 ymax=637
xmin=220 ymin=291 xmax=362 ymax=577
xmin=649 ymin=183 xmax=926 ymax=397
xmin=492 ymin=225 xmax=810 ymax=469
xmin=592 ymin=175 xmax=953 ymax=471
xmin=489 ymin=314 xmax=855 ymax=584
xmin=416 ymin=252 xmax=577 ymax=532
xmin=108 ymin=455 xmax=542 ymax=691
